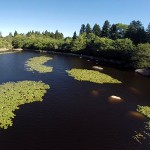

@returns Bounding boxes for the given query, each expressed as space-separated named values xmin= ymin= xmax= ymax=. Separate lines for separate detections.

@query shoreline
xmin=23 ymin=49 xmax=125 ymax=66
xmin=23 ymin=49 xmax=150 ymax=76
xmin=0 ymin=48 xmax=11 ymax=52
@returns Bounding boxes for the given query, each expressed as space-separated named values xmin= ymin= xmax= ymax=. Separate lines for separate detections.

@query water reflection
xmin=91 ymin=89 xmax=106 ymax=96
xmin=108 ymin=95 xmax=124 ymax=104
xmin=127 ymin=111 xmax=146 ymax=120
xmin=129 ymin=87 xmax=141 ymax=95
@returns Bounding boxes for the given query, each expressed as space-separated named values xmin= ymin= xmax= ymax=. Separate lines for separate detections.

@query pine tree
xmin=101 ymin=20 xmax=111 ymax=38
xmin=14 ymin=30 xmax=18 ymax=37
xmin=146 ymin=23 xmax=150 ymax=43
xmin=92 ymin=24 xmax=101 ymax=37
xmin=79 ymin=24 xmax=86 ymax=35
xmin=110 ymin=24 xmax=118 ymax=40
xmin=85 ymin=23 xmax=92 ymax=35
xmin=125 ymin=20 xmax=146 ymax=44
xmin=73 ymin=31 xmax=77 ymax=40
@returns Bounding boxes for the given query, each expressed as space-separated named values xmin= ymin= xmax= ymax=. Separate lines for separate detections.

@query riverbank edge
xmin=23 ymin=49 xmax=150 ymax=76
xmin=23 ymin=49 xmax=126 ymax=65
xmin=0 ymin=48 xmax=23 ymax=52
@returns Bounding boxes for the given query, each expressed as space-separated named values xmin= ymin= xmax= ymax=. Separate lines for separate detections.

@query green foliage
xmin=14 ymin=30 xmax=18 ymax=37
xmin=137 ymin=105 xmax=150 ymax=118
xmin=0 ymin=81 xmax=50 ymax=129
xmin=125 ymin=20 xmax=146 ymax=44
xmin=101 ymin=20 xmax=111 ymax=38
xmin=71 ymin=33 xmax=86 ymax=51
xmin=116 ymin=23 xmax=128 ymax=38
xmin=132 ymin=43 xmax=150 ymax=68
xmin=54 ymin=30 xmax=64 ymax=39
xmin=66 ymin=69 xmax=121 ymax=84
xmin=133 ymin=105 xmax=150 ymax=144
xmin=85 ymin=23 xmax=92 ymax=35
xmin=12 ymin=35 xmax=26 ymax=48
xmin=146 ymin=23 xmax=150 ymax=43
xmin=0 ymin=20 xmax=149 ymax=69
xmin=114 ymin=38 xmax=134 ymax=50
xmin=80 ymin=24 xmax=86 ymax=35
xmin=110 ymin=24 xmax=118 ymax=40
xmin=94 ymin=37 xmax=114 ymax=51
xmin=0 ymin=37 xmax=12 ymax=49
xmin=92 ymin=24 xmax=101 ymax=37
xmin=72 ymin=31 xmax=77 ymax=40
xmin=25 ymin=56 xmax=53 ymax=73
xmin=62 ymin=37 xmax=72 ymax=51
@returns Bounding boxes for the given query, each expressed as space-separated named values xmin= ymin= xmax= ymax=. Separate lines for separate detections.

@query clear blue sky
xmin=0 ymin=0 xmax=150 ymax=37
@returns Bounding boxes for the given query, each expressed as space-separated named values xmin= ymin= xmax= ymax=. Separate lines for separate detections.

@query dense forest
xmin=0 ymin=20 xmax=150 ymax=69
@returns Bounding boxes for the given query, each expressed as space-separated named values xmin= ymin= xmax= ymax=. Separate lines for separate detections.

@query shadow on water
xmin=0 ymin=51 xmax=149 ymax=150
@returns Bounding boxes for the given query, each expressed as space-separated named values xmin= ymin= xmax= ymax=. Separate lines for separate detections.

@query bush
xmin=132 ymin=43 xmax=150 ymax=68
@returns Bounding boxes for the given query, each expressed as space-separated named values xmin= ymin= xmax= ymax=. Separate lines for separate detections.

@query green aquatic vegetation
xmin=0 ymin=81 xmax=50 ymax=129
xmin=133 ymin=106 xmax=150 ymax=144
xmin=66 ymin=69 xmax=121 ymax=84
xmin=137 ymin=105 xmax=150 ymax=118
xmin=25 ymin=56 xmax=53 ymax=73
xmin=133 ymin=121 xmax=150 ymax=144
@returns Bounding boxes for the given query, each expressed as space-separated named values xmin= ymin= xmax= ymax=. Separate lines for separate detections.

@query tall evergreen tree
xmin=14 ymin=30 xmax=18 ymax=37
xmin=116 ymin=23 xmax=128 ymax=38
xmin=79 ymin=24 xmax=86 ymax=35
xmin=85 ymin=23 xmax=92 ymax=35
xmin=73 ymin=31 xmax=77 ymax=40
xmin=55 ymin=30 xmax=64 ymax=39
xmin=101 ymin=20 xmax=111 ymax=38
xmin=146 ymin=23 xmax=150 ymax=43
xmin=125 ymin=20 xmax=146 ymax=44
xmin=110 ymin=24 xmax=118 ymax=40
xmin=92 ymin=24 xmax=101 ymax=37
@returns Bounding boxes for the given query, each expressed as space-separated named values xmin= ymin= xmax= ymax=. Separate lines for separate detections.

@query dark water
xmin=0 ymin=51 xmax=150 ymax=150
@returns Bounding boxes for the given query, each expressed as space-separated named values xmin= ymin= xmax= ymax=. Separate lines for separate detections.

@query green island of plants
xmin=66 ymin=68 xmax=121 ymax=84
xmin=25 ymin=56 xmax=53 ymax=73
xmin=137 ymin=105 xmax=150 ymax=118
xmin=133 ymin=105 xmax=150 ymax=144
xmin=0 ymin=81 xmax=50 ymax=129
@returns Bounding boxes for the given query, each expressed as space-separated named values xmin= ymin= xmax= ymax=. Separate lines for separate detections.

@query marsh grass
xmin=66 ymin=69 xmax=121 ymax=84
xmin=0 ymin=81 xmax=50 ymax=129
xmin=25 ymin=56 xmax=53 ymax=73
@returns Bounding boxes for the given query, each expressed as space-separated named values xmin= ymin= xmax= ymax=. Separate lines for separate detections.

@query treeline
xmin=0 ymin=20 xmax=150 ymax=69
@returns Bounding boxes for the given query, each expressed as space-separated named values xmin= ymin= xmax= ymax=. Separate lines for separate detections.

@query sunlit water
xmin=0 ymin=51 xmax=149 ymax=150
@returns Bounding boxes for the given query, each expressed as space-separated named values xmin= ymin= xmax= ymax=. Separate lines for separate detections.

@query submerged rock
xmin=92 ymin=66 xmax=103 ymax=71
xmin=135 ymin=69 xmax=150 ymax=76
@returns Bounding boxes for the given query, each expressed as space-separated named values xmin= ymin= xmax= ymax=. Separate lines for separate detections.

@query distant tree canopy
xmin=1 ymin=20 xmax=150 ymax=69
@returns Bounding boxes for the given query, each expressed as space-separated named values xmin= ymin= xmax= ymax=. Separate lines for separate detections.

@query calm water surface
xmin=0 ymin=51 xmax=149 ymax=150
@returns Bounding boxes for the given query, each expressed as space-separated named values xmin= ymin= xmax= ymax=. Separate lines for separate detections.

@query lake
xmin=0 ymin=51 xmax=149 ymax=150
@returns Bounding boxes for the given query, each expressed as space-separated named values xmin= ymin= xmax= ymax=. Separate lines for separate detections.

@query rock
xmin=135 ymin=69 xmax=150 ymax=76
xmin=92 ymin=66 xmax=103 ymax=70
xmin=110 ymin=95 xmax=122 ymax=100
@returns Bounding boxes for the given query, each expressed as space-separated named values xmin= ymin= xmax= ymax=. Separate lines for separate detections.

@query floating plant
xmin=25 ymin=56 xmax=53 ymax=73
xmin=137 ymin=105 xmax=150 ymax=118
xmin=132 ymin=105 xmax=150 ymax=144
xmin=66 ymin=69 xmax=121 ymax=84
xmin=0 ymin=81 xmax=50 ymax=129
